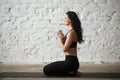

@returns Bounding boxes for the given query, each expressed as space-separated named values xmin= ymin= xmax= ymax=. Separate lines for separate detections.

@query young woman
xmin=43 ymin=11 xmax=84 ymax=76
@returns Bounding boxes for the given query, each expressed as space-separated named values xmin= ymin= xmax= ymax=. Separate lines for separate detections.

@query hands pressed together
xmin=57 ymin=30 xmax=64 ymax=39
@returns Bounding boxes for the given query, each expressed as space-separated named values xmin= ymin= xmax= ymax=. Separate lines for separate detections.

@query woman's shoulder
xmin=67 ymin=29 xmax=78 ymax=41
xmin=68 ymin=29 xmax=76 ymax=34
xmin=67 ymin=29 xmax=76 ymax=37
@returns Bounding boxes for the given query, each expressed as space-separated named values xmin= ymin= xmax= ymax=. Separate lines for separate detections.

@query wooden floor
xmin=0 ymin=63 xmax=120 ymax=80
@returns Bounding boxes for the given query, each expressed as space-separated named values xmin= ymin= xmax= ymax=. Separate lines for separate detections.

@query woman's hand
xmin=57 ymin=30 xmax=64 ymax=39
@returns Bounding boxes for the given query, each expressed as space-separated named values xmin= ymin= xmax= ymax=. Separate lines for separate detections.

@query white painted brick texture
xmin=0 ymin=0 xmax=120 ymax=64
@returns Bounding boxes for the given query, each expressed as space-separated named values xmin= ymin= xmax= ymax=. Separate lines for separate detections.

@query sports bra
xmin=62 ymin=29 xmax=77 ymax=48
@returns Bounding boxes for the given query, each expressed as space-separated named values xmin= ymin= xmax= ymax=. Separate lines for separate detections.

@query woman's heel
xmin=68 ymin=70 xmax=81 ymax=76
xmin=76 ymin=71 xmax=81 ymax=76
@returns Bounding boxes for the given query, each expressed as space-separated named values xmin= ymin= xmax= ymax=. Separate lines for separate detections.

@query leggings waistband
xmin=65 ymin=55 xmax=78 ymax=61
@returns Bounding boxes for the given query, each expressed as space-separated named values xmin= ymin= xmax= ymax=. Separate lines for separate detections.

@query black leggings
xmin=43 ymin=55 xmax=79 ymax=76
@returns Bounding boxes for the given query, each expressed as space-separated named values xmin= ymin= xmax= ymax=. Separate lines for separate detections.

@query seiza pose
xmin=43 ymin=11 xmax=84 ymax=76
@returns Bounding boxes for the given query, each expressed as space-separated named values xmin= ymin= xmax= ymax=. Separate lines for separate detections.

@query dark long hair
xmin=66 ymin=11 xmax=84 ymax=44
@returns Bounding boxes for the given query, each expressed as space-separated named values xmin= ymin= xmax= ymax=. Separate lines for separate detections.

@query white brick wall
xmin=0 ymin=0 xmax=120 ymax=64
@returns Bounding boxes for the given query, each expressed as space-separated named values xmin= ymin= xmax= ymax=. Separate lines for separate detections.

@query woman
xmin=43 ymin=11 xmax=84 ymax=76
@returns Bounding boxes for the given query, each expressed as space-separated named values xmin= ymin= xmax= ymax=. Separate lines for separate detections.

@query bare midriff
xmin=64 ymin=48 xmax=77 ymax=56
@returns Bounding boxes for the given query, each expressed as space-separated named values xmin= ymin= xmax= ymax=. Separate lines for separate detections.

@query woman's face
xmin=64 ymin=14 xmax=71 ymax=26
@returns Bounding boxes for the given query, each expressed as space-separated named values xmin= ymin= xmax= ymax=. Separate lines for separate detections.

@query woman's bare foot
xmin=76 ymin=71 xmax=81 ymax=76
xmin=68 ymin=71 xmax=81 ymax=76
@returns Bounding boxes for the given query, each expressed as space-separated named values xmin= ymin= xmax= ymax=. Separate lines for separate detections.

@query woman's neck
xmin=67 ymin=25 xmax=73 ymax=30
